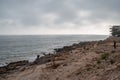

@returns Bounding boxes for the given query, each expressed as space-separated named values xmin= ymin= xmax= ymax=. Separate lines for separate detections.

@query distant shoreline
xmin=0 ymin=34 xmax=109 ymax=36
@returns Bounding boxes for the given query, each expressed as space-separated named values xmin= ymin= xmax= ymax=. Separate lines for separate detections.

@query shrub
xmin=101 ymin=53 xmax=109 ymax=60
xmin=111 ymin=50 xmax=115 ymax=53
xmin=97 ymin=60 xmax=101 ymax=64
xmin=110 ymin=59 xmax=115 ymax=64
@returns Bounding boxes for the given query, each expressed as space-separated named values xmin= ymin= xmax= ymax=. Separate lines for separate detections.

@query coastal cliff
xmin=0 ymin=36 xmax=120 ymax=80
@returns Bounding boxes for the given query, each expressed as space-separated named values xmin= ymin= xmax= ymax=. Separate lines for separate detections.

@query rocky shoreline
xmin=1 ymin=36 xmax=120 ymax=80
xmin=0 ymin=41 xmax=97 ymax=74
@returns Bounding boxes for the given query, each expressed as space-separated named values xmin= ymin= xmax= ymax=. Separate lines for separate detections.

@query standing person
xmin=34 ymin=55 xmax=40 ymax=64
xmin=113 ymin=41 xmax=117 ymax=49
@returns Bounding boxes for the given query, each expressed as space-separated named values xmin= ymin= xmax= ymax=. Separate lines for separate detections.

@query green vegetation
xmin=101 ymin=53 xmax=109 ymax=60
xmin=110 ymin=25 xmax=120 ymax=36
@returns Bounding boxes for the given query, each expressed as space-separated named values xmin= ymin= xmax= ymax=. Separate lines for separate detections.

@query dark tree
xmin=110 ymin=25 xmax=120 ymax=36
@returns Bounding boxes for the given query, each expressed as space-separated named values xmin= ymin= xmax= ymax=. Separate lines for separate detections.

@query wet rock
xmin=33 ymin=53 xmax=53 ymax=65
xmin=54 ymin=46 xmax=75 ymax=53
xmin=6 ymin=60 xmax=29 ymax=70
xmin=0 ymin=67 xmax=7 ymax=74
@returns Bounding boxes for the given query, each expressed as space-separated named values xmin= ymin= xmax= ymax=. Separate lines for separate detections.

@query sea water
xmin=0 ymin=35 xmax=108 ymax=66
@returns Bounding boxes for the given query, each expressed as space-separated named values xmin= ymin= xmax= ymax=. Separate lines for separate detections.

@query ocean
xmin=0 ymin=35 xmax=108 ymax=66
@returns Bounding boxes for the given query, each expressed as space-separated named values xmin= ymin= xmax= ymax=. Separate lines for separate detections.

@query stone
xmin=0 ymin=67 xmax=7 ymax=74
xmin=6 ymin=60 xmax=29 ymax=70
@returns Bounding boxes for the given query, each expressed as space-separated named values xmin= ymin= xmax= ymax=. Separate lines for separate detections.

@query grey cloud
xmin=71 ymin=0 xmax=120 ymax=12
xmin=0 ymin=0 xmax=120 ymax=34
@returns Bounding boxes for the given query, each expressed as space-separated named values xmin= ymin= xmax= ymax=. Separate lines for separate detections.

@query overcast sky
xmin=0 ymin=0 xmax=120 ymax=35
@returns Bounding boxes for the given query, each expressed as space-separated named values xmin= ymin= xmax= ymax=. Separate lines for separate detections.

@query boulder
xmin=0 ymin=67 xmax=7 ymax=74
xmin=6 ymin=60 xmax=29 ymax=70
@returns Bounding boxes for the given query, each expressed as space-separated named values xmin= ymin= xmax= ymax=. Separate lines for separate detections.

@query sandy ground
xmin=1 ymin=37 xmax=120 ymax=80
